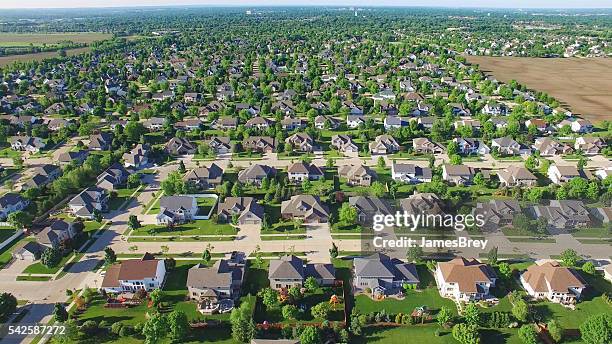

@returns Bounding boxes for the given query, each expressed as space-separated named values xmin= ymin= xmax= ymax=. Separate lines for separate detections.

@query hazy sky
xmin=1 ymin=1 xmax=611 ymax=9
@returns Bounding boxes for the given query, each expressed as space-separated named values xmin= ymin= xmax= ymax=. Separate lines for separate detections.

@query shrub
xmin=110 ymin=322 xmax=123 ymax=335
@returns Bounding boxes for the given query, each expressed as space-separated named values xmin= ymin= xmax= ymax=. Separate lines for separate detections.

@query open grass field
xmin=0 ymin=32 xmax=111 ymax=46
xmin=467 ymin=56 xmax=612 ymax=123
xmin=0 ymin=47 xmax=91 ymax=67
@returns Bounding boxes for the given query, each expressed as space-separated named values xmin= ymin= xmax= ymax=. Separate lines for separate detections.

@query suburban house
xmin=285 ymin=133 xmax=315 ymax=152
xmin=68 ymin=187 xmax=108 ymax=219
xmin=491 ymin=136 xmax=528 ymax=155
xmin=243 ymin=136 xmax=277 ymax=153
xmin=531 ymin=200 xmax=592 ymax=230
xmin=89 ymin=133 xmax=113 ymax=151
xmin=123 ymin=144 xmax=150 ymax=169
xmin=12 ymin=241 xmax=43 ymax=261
xmin=473 ymin=200 xmax=521 ymax=229
xmin=574 ymin=137 xmax=605 ymax=155
xmin=22 ymin=164 xmax=61 ymax=190
xmin=547 ymin=164 xmax=584 ymax=184
xmin=245 ymin=116 xmax=274 ymax=130
xmin=206 ymin=137 xmax=233 ymax=155
xmin=349 ymin=196 xmax=394 ymax=225
xmin=346 ymin=114 xmax=366 ymax=128
xmin=165 ymin=137 xmax=196 ymax=155
xmin=9 ymin=136 xmax=45 ymax=153
xmin=101 ymin=254 xmax=166 ymax=293
xmin=369 ymin=135 xmax=400 ymax=155
xmin=97 ymin=163 xmax=130 ymax=190
xmin=533 ymin=138 xmax=573 ymax=156
xmin=435 ymin=257 xmax=497 ymax=302
xmin=520 ymin=261 xmax=587 ymax=304
xmin=35 ymin=220 xmax=78 ymax=249
xmin=442 ymin=164 xmax=477 ymax=185
xmin=217 ymin=197 xmax=264 ymax=226
xmin=353 ymin=253 xmax=420 ymax=296
xmin=156 ymin=195 xmax=198 ymax=225
xmin=314 ymin=115 xmax=340 ymax=129
xmin=338 ymin=164 xmax=377 ymax=186
xmin=482 ymin=102 xmax=508 ymax=115
xmin=413 ymin=137 xmax=445 ymax=154
xmin=497 ymin=166 xmax=537 ymax=187
xmin=187 ymin=257 xmax=245 ymax=302
xmin=58 ymin=150 xmax=89 ymax=165
xmin=452 ymin=138 xmax=490 ymax=155
xmin=184 ymin=163 xmax=224 ymax=189
xmin=391 ymin=163 xmax=432 ymax=183
xmin=399 ymin=193 xmax=445 ymax=217
xmin=287 ymin=162 xmax=324 ymax=182
xmin=384 ymin=116 xmax=408 ymax=130
xmin=268 ymin=255 xmax=335 ymax=289
xmin=237 ymin=164 xmax=277 ymax=186
xmin=281 ymin=195 xmax=330 ymax=223
xmin=330 ymin=134 xmax=359 ymax=156
xmin=213 ymin=117 xmax=238 ymax=130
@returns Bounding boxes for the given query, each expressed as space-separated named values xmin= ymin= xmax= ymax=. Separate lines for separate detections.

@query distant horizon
xmin=1 ymin=1 xmax=612 ymax=10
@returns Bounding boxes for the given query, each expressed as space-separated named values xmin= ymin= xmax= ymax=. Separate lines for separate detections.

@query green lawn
xmin=196 ymin=196 xmax=217 ymax=216
xmin=16 ymin=275 xmax=52 ymax=281
xmin=108 ymin=187 xmax=140 ymax=210
xmin=134 ymin=220 xmax=235 ymax=236
xmin=355 ymin=287 xmax=457 ymax=316
xmin=0 ymin=147 xmax=22 ymax=158
xmin=506 ymin=237 xmax=556 ymax=243
xmin=22 ymin=252 xmax=74 ymax=275
xmin=359 ymin=325 xmax=460 ymax=344
xmin=0 ymin=235 xmax=31 ymax=268
xmin=77 ymin=294 xmax=149 ymax=326
xmin=570 ymin=227 xmax=610 ymax=238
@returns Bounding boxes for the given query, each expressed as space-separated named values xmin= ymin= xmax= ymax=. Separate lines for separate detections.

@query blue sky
xmin=1 ymin=1 xmax=611 ymax=9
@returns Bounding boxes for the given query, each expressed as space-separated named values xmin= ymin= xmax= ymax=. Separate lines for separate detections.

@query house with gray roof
xmin=442 ymin=164 xmax=476 ymax=185
xmin=269 ymin=255 xmax=335 ymax=290
xmin=0 ymin=193 xmax=29 ymax=219
xmin=287 ymin=162 xmax=323 ymax=183
xmin=243 ymin=136 xmax=276 ymax=153
xmin=492 ymin=136 xmax=528 ymax=156
xmin=165 ymin=137 xmax=196 ymax=155
xmin=89 ymin=132 xmax=113 ymax=151
xmin=123 ymin=144 xmax=150 ymax=169
xmin=349 ymin=196 xmax=394 ymax=225
xmin=58 ymin=150 xmax=89 ymax=165
xmin=353 ymin=253 xmax=420 ymax=296
xmin=187 ymin=258 xmax=245 ymax=302
xmin=97 ymin=163 xmax=130 ymax=190
xmin=35 ymin=220 xmax=77 ymax=250
xmin=531 ymin=200 xmax=592 ymax=230
xmin=237 ymin=164 xmax=277 ymax=186
xmin=184 ymin=163 xmax=224 ymax=189
xmin=217 ymin=197 xmax=264 ymax=226
xmin=473 ymin=199 xmax=521 ymax=230
xmin=413 ymin=137 xmax=445 ymax=154
xmin=156 ymin=195 xmax=198 ymax=225
xmin=285 ymin=133 xmax=315 ymax=152
xmin=9 ymin=136 xmax=45 ymax=153
xmin=281 ymin=195 xmax=329 ymax=223
xmin=68 ymin=186 xmax=108 ymax=219
xmin=399 ymin=193 xmax=445 ymax=217
xmin=330 ymin=134 xmax=359 ymax=156
xmin=391 ymin=163 xmax=432 ymax=183
xmin=206 ymin=137 xmax=233 ymax=155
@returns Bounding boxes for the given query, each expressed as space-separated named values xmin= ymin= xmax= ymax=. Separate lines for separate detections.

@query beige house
xmin=520 ymin=261 xmax=587 ymax=305
xmin=435 ymin=257 xmax=497 ymax=302
xmin=497 ymin=166 xmax=537 ymax=187
xmin=338 ymin=164 xmax=377 ymax=186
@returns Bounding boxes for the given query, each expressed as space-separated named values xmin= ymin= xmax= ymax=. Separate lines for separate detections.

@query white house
xmin=547 ymin=164 xmax=582 ymax=184
xmin=0 ymin=193 xmax=30 ymax=220
xmin=435 ymin=257 xmax=497 ymax=302
xmin=101 ymin=255 xmax=166 ymax=293
xmin=391 ymin=163 xmax=432 ymax=183
xmin=520 ymin=261 xmax=586 ymax=305
xmin=156 ymin=195 xmax=198 ymax=225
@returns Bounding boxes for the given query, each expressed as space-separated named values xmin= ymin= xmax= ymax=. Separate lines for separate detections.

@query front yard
xmin=133 ymin=220 xmax=235 ymax=236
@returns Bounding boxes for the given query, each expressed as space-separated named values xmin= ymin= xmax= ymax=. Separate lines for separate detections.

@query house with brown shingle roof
xmin=338 ymin=164 xmax=377 ymax=187
xmin=497 ymin=166 xmax=537 ymax=187
xmin=547 ymin=164 xmax=586 ymax=184
xmin=287 ymin=162 xmax=323 ymax=183
xmin=520 ymin=261 xmax=587 ymax=304
xmin=281 ymin=195 xmax=329 ymax=223
xmin=434 ymin=257 xmax=497 ymax=302
xmin=101 ymin=254 xmax=166 ymax=293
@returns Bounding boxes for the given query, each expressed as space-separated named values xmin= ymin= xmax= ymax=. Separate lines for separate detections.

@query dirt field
xmin=0 ymin=32 xmax=111 ymax=47
xmin=466 ymin=56 xmax=612 ymax=123
xmin=0 ymin=47 xmax=91 ymax=67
